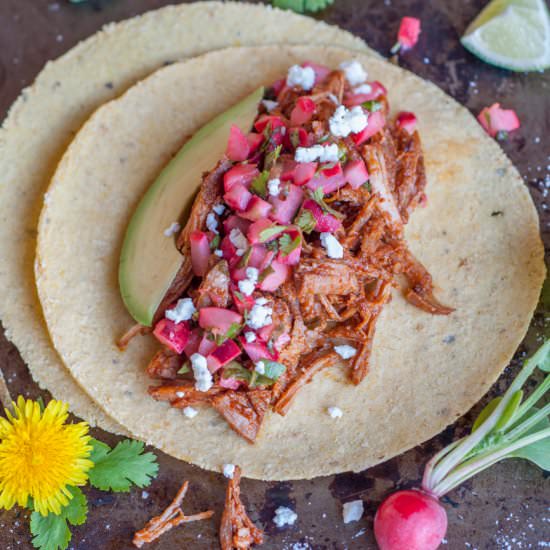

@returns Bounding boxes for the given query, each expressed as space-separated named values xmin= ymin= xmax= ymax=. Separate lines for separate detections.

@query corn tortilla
xmin=0 ymin=2 xmax=368 ymax=433
xmin=35 ymin=45 xmax=545 ymax=479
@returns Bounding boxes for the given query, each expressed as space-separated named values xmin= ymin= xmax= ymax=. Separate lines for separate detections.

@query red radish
xmin=293 ymin=162 xmax=318 ymax=186
xmin=344 ymin=158 xmax=369 ymax=189
xmin=189 ymin=231 xmax=211 ymax=276
xmin=302 ymin=199 xmax=342 ymax=232
xmin=290 ymin=97 xmax=316 ymax=126
xmin=351 ymin=110 xmax=386 ymax=146
xmin=223 ymin=183 xmax=253 ymax=212
xmin=223 ymin=164 xmax=259 ymax=192
xmin=271 ymin=78 xmax=286 ymax=96
xmin=220 ymin=235 xmax=239 ymax=266
xmin=231 ymin=286 xmax=255 ymax=314
xmin=198 ymin=307 xmax=242 ymax=335
xmin=247 ymin=132 xmax=264 ymax=155
xmin=344 ymin=81 xmax=388 ymax=106
xmin=307 ymin=163 xmax=346 ymax=194
xmin=247 ymin=245 xmax=269 ymax=269
xmin=153 ymin=319 xmax=190 ymax=354
xmin=477 ymin=103 xmax=520 ymax=137
xmin=284 ymin=127 xmax=309 ymax=149
xmin=230 ymin=265 xmax=247 ymax=282
xmin=258 ymin=260 xmax=290 ymax=291
xmin=240 ymin=195 xmax=273 ymax=221
xmin=277 ymin=228 xmax=302 ymax=266
xmin=218 ymin=375 xmax=242 ymax=390
xmin=302 ymin=61 xmax=331 ymax=84
xmin=260 ymin=249 xmax=276 ymax=271
xmin=254 ymin=114 xmax=285 ymax=133
xmin=198 ymin=333 xmax=217 ymax=356
xmin=396 ymin=111 xmax=418 ymax=134
xmin=183 ymin=328 xmax=202 ymax=358
xmin=226 ymin=124 xmax=250 ymax=162
xmin=207 ymin=339 xmax=242 ymax=372
xmin=240 ymin=338 xmax=278 ymax=362
xmin=223 ymin=214 xmax=251 ymax=235
xmin=257 ymin=323 xmax=274 ymax=342
xmin=270 ymin=184 xmax=304 ymax=224
xmin=247 ymin=219 xmax=285 ymax=244
xmin=394 ymin=17 xmax=422 ymax=52
xmin=374 ymin=490 xmax=447 ymax=550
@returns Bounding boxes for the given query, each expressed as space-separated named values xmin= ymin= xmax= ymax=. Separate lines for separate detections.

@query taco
xmin=35 ymin=46 xmax=544 ymax=480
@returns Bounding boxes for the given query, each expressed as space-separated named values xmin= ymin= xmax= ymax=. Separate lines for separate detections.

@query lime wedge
xmin=461 ymin=0 xmax=550 ymax=71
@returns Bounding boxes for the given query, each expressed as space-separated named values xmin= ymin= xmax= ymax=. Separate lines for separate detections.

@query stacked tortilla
xmin=0 ymin=2 xmax=544 ymax=479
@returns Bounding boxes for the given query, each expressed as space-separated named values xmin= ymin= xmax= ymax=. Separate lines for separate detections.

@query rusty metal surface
xmin=0 ymin=0 xmax=549 ymax=548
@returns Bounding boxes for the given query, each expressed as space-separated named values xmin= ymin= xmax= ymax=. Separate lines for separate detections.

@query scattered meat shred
xmin=220 ymin=466 xmax=264 ymax=549
xmin=121 ymin=62 xmax=453 ymax=443
xmin=132 ymin=480 xmax=213 ymax=548
xmin=116 ymin=323 xmax=150 ymax=351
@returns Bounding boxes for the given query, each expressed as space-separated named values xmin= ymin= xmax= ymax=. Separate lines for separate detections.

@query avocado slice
xmin=119 ymin=86 xmax=264 ymax=326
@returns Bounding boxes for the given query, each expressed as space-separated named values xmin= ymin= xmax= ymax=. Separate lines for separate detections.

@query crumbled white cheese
xmin=163 ymin=221 xmax=181 ymax=237
xmin=354 ymin=83 xmax=373 ymax=95
xmin=229 ymin=228 xmax=249 ymax=256
xmin=176 ymin=391 xmax=185 ymax=398
xmin=238 ymin=267 xmax=259 ymax=296
xmin=255 ymin=361 xmax=266 ymax=375
xmin=262 ymin=99 xmax=279 ymax=112
xmin=214 ymin=249 xmax=224 ymax=257
xmin=343 ymin=500 xmax=364 ymax=524
xmin=340 ymin=60 xmax=367 ymax=86
xmin=286 ymin=64 xmax=315 ymax=91
xmin=165 ymin=298 xmax=196 ymax=323
xmin=255 ymin=297 xmax=269 ymax=305
xmin=223 ymin=463 xmax=236 ymax=479
xmin=206 ymin=212 xmax=219 ymax=234
xmin=328 ymin=406 xmax=343 ymax=419
xmin=244 ymin=331 xmax=257 ymax=343
xmin=213 ymin=203 xmax=226 ymax=216
xmin=273 ymin=506 xmax=298 ymax=527
xmin=247 ymin=299 xmax=273 ymax=330
xmin=246 ymin=267 xmax=259 ymax=282
xmin=328 ymin=93 xmax=340 ymax=105
xmin=295 ymin=143 xmax=340 ymax=164
xmin=320 ymin=232 xmax=344 ymax=259
xmin=190 ymin=353 xmax=213 ymax=392
xmin=267 ymin=178 xmax=281 ymax=196
xmin=329 ymin=105 xmax=368 ymax=138
xmin=183 ymin=406 xmax=198 ymax=418
xmin=334 ymin=344 xmax=357 ymax=359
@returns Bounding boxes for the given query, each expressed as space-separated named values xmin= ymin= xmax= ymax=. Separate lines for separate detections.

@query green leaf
xmin=494 ymin=390 xmax=523 ymax=432
xmin=509 ymin=409 xmax=550 ymax=470
xmin=528 ymin=339 xmax=550 ymax=373
xmin=223 ymin=361 xmax=252 ymax=382
xmin=309 ymin=188 xmax=345 ymax=220
xmin=265 ymin=145 xmax=282 ymax=170
xmin=238 ymin=247 xmax=253 ymax=268
xmin=88 ymin=440 xmax=158 ymax=492
xmin=221 ymin=322 xmax=243 ymax=343
xmin=177 ymin=362 xmax=190 ymax=375
xmin=363 ymin=181 xmax=372 ymax=191
xmin=279 ymin=233 xmax=301 ymax=257
xmin=272 ymin=0 xmax=334 ymax=13
xmin=262 ymin=360 xmax=286 ymax=380
xmin=210 ymin=234 xmax=220 ymax=251
xmin=258 ymin=265 xmax=275 ymax=283
xmin=259 ymin=225 xmax=287 ymax=243
xmin=295 ymin=209 xmax=316 ymax=234
xmin=250 ymin=170 xmax=270 ymax=198
xmin=362 ymin=100 xmax=382 ymax=112
xmin=472 ymin=397 xmax=501 ymax=432
xmin=89 ymin=438 xmax=110 ymax=464
xmin=30 ymin=487 xmax=87 ymax=550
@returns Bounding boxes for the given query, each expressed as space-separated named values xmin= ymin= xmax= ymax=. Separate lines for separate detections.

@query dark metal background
xmin=0 ymin=1 xmax=549 ymax=548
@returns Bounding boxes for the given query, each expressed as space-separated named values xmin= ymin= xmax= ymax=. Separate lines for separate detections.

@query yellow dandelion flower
xmin=0 ymin=396 xmax=93 ymax=516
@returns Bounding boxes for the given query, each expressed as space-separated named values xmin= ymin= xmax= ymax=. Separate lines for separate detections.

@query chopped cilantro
xmin=265 ymin=145 xmax=282 ymax=170
xmin=362 ymin=100 xmax=382 ymax=112
xmin=259 ymin=225 xmax=287 ymax=242
xmin=177 ymin=362 xmax=190 ymax=375
xmin=310 ymin=188 xmax=345 ymax=220
xmin=223 ymin=361 xmax=251 ymax=382
xmin=290 ymin=129 xmax=302 ymax=148
xmin=237 ymin=247 xmax=253 ymax=268
xmin=279 ymin=233 xmax=301 ymax=256
xmin=363 ymin=181 xmax=372 ymax=192
xmin=223 ymin=322 xmax=243 ymax=342
xmin=258 ymin=265 xmax=275 ymax=283
xmin=272 ymin=0 xmax=334 ymax=13
xmin=250 ymin=170 xmax=270 ymax=198
xmin=266 ymin=239 xmax=279 ymax=252
xmin=233 ymin=290 xmax=245 ymax=302
xmin=251 ymin=360 xmax=286 ymax=387
xmin=209 ymin=234 xmax=220 ymax=250
xmin=295 ymin=209 xmax=316 ymax=234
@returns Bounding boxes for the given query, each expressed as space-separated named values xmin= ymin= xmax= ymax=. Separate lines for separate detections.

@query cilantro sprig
xmin=272 ymin=0 xmax=334 ymax=14
xmin=310 ymin=188 xmax=345 ymax=220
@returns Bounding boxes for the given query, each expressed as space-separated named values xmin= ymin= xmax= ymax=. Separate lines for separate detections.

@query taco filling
xmin=121 ymin=60 xmax=453 ymax=443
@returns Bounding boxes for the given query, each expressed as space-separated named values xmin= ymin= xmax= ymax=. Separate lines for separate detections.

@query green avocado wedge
xmin=119 ymin=86 xmax=264 ymax=327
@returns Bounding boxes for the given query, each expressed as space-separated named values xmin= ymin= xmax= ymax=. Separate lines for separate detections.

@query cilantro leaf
xmin=216 ymin=322 xmax=243 ymax=344
xmin=362 ymin=100 xmax=382 ymax=112
xmin=259 ymin=225 xmax=287 ymax=242
xmin=279 ymin=233 xmax=301 ymax=257
xmin=310 ymin=189 xmax=345 ymax=220
xmin=258 ymin=265 xmax=275 ymax=283
xmin=252 ymin=360 xmax=286 ymax=387
xmin=209 ymin=234 xmax=220 ymax=250
xmin=222 ymin=361 xmax=251 ymax=382
xmin=237 ymin=247 xmax=253 ymax=268
xmin=250 ymin=171 xmax=270 ymax=198
xmin=295 ymin=209 xmax=316 ymax=234
xmin=265 ymin=145 xmax=282 ymax=170
xmin=177 ymin=362 xmax=190 ymax=375
xmin=272 ymin=0 xmax=334 ymax=14
xmin=88 ymin=439 xmax=158 ymax=492
xmin=30 ymin=487 xmax=87 ymax=550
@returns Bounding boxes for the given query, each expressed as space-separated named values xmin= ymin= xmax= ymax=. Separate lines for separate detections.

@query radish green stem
xmin=421 ymin=438 xmax=463 ymax=493
xmin=511 ymin=375 xmax=550 ymax=425
xmin=504 ymin=402 xmax=550 ymax=442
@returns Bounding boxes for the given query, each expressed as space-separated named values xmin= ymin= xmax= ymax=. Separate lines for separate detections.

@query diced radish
xmin=284 ymin=127 xmax=309 ymax=150
xmin=223 ymin=183 xmax=253 ymax=212
xmin=396 ymin=17 xmax=421 ymax=51
xmin=153 ymin=319 xmax=190 ymax=354
xmin=344 ymin=81 xmax=388 ymax=106
xmin=183 ymin=328 xmax=202 ymax=358
xmin=254 ymin=114 xmax=285 ymax=133
xmin=259 ymin=249 xmax=276 ymax=271
xmin=231 ymin=286 xmax=255 ymax=314
xmin=189 ymin=231 xmax=211 ymax=277
xmin=247 ymin=132 xmax=264 ymax=155
xmin=270 ymin=184 xmax=304 ymax=224
xmin=220 ymin=235 xmax=239 ymax=266
xmin=396 ymin=111 xmax=417 ymax=134
xmin=290 ymin=97 xmax=316 ymax=127
xmin=302 ymin=61 xmax=331 ymax=84
xmin=302 ymin=199 xmax=342 ymax=232
xmin=248 ymin=244 xmax=269 ymax=269
xmin=219 ymin=375 xmax=242 ymax=390
xmin=477 ymin=103 xmax=520 ymax=137
xmin=344 ymin=158 xmax=369 ymax=189
xmin=277 ymin=228 xmax=302 ymax=266
xmin=230 ymin=265 xmax=247 ymax=282
xmin=198 ymin=333 xmax=217 ymax=356
xmin=207 ymin=339 xmax=242 ymax=372
xmin=271 ymin=78 xmax=286 ymax=96
xmin=258 ymin=260 xmax=290 ymax=291
xmin=247 ymin=219 xmax=284 ymax=244
xmin=240 ymin=338 xmax=278 ymax=362
xmin=257 ymin=324 xmax=274 ymax=342
xmin=240 ymin=195 xmax=273 ymax=221
xmin=223 ymin=164 xmax=259 ymax=192
xmin=281 ymin=160 xmax=318 ymax=186
xmin=351 ymin=110 xmax=386 ymax=146
xmin=226 ymin=124 xmax=250 ymax=162
xmin=307 ymin=163 xmax=346 ymax=194
xmin=198 ymin=307 xmax=243 ymax=335
xmin=223 ymin=215 xmax=251 ymax=235
xmin=374 ymin=490 xmax=447 ymax=550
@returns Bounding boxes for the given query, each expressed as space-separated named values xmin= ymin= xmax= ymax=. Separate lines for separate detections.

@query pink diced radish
xmin=396 ymin=111 xmax=417 ymax=134
xmin=274 ymin=332 xmax=291 ymax=351
xmin=153 ymin=319 xmax=190 ymax=354
xmin=247 ymin=219 xmax=284 ymax=244
xmin=306 ymin=163 xmax=346 ymax=194
xmin=230 ymin=265 xmax=247 ymax=282
xmin=260 ymin=249 xmax=276 ymax=271
xmin=351 ymin=110 xmax=386 ymax=146
xmin=183 ymin=328 xmax=202 ymax=358
xmin=257 ymin=324 xmax=274 ymax=342
xmin=269 ymin=184 xmax=304 ymax=224
xmin=302 ymin=199 xmax=342 ymax=232
xmin=284 ymin=127 xmax=309 ymax=149
xmin=240 ymin=195 xmax=273 ymax=221
xmin=248 ymin=245 xmax=269 ymax=269
xmin=258 ymin=260 xmax=290 ymax=291
xmin=223 ymin=183 xmax=253 ymax=212
xmin=290 ymin=97 xmax=316 ymax=127
xmin=223 ymin=215 xmax=251 ymax=235
xmin=190 ymin=231 xmax=211 ymax=277
xmin=220 ymin=235 xmax=239 ymax=266
xmin=223 ymin=164 xmax=259 ymax=192
xmin=281 ymin=160 xmax=318 ymax=186
xmin=477 ymin=103 xmax=520 ymax=137
xmin=254 ymin=114 xmax=285 ymax=133
xmin=247 ymin=133 xmax=264 ymax=155
xmin=198 ymin=333 xmax=217 ymax=356
xmin=226 ymin=124 xmax=250 ymax=162
xmin=207 ymin=339 xmax=242 ymax=372
xmin=240 ymin=338 xmax=278 ymax=362
xmin=219 ymin=375 xmax=242 ymax=390
xmin=198 ymin=307 xmax=243 ymax=335
xmin=231 ymin=286 xmax=255 ymax=314
xmin=302 ymin=61 xmax=331 ymax=84
xmin=344 ymin=158 xmax=369 ymax=189
xmin=344 ymin=81 xmax=388 ymax=106
xmin=271 ymin=78 xmax=286 ymax=96
xmin=397 ymin=17 xmax=421 ymax=51
xmin=277 ymin=228 xmax=302 ymax=266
